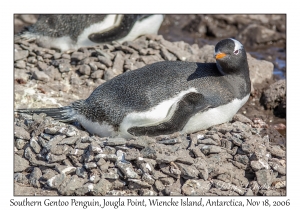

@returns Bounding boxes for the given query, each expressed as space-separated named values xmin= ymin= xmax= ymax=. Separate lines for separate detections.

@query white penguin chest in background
xmin=77 ymin=14 xmax=164 ymax=49
xmin=116 ymin=15 xmax=164 ymax=43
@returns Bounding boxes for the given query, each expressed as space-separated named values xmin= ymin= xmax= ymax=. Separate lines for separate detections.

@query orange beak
xmin=215 ymin=52 xmax=227 ymax=60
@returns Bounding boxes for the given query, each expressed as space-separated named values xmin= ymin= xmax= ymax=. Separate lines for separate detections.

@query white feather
xmin=230 ymin=38 xmax=244 ymax=51
xmin=119 ymin=88 xmax=198 ymax=138
xmin=116 ymin=15 xmax=164 ymax=43
xmin=75 ymin=15 xmax=117 ymax=48
xmin=182 ymin=94 xmax=250 ymax=133
xmin=76 ymin=114 xmax=116 ymax=137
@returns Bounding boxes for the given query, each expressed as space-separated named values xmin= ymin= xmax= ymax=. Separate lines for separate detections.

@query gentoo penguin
xmin=16 ymin=14 xmax=164 ymax=52
xmin=16 ymin=38 xmax=251 ymax=139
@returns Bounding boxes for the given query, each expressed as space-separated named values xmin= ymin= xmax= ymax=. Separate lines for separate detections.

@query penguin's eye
xmin=233 ymin=49 xmax=239 ymax=55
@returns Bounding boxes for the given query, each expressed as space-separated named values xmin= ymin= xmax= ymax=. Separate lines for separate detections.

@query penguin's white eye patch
xmin=233 ymin=49 xmax=239 ymax=55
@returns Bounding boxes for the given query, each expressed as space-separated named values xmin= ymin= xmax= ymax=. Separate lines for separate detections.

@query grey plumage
xmin=19 ymin=15 xmax=107 ymax=41
xmin=16 ymin=38 xmax=251 ymax=137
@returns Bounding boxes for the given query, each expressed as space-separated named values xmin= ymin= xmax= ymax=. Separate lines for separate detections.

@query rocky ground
xmin=14 ymin=15 xmax=286 ymax=196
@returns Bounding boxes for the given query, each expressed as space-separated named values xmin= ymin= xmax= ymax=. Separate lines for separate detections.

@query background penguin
xmin=16 ymin=38 xmax=251 ymax=139
xmin=16 ymin=14 xmax=164 ymax=52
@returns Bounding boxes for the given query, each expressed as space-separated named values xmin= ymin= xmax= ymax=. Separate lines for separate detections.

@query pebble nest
xmin=14 ymin=34 xmax=286 ymax=196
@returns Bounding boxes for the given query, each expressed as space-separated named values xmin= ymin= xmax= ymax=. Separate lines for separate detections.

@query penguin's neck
xmin=217 ymin=61 xmax=251 ymax=99
xmin=216 ymin=60 xmax=249 ymax=77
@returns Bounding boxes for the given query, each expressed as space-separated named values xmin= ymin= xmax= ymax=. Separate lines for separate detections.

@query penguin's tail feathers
xmin=15 ymin=31 xmax=37 ymax=43
xmin=15 ymin=106 xmax=77 ymax=123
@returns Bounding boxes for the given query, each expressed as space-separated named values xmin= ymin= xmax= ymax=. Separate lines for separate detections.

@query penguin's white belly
xmin=78 ymin=14 xmax=164 ymax=45
xmin=76 ymin=15 xmax=117 ymax=48
xmin=76 ymin=114 xmax=117 ymax=137
xmin=119 ymin=88 xmax=198 ymax=139
xmin=182 ymin=94 xmax=250 ymax=133
xmin=116 ymin=15 xmax=164 ymax=43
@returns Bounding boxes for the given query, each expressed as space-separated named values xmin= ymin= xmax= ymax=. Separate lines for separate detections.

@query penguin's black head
xmin=214 ymin=38 xmax=248 ymax=75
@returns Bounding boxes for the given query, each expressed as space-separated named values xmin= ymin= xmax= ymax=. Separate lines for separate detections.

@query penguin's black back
xmin=25 ymin=15 xmax=107 ymax=40
xmin=80 ymin=61 xmax=250 ymax=126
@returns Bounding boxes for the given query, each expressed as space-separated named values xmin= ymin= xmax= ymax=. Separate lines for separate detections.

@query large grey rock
xmin=140 ymin=146 xmax=157 ymax=159
xmin=128 ymin=179 xmax=151 ymax=189
xmin=71 ymin=52 xmax=85 ymax=62
xmin=269 ymin=161 xmax=286 ymax=175
xmin=182 ymin=179 xmax=211 ymax=195
xmin=250 ymin=160 xmax=270 ymax=171
xmin=15 ymin=60 xmax=26 ymax=69
xmin=30 ymin=137 xmax=41 ymax=153
xmin=29 ymin=167 xmax=42 ymax=188
xmin=14 ymin=173 xmax=29 ymax=185
xmin=92 ymin=178 xmax=112 ymax=195
xmin=32 ymin=70 xmax=50 ymax=82
xmin=112 ymin=52 xmax=125 ymax=75
xmin=14 ymin=154 xmax=30 ymax=172
xmin=91 ymin=70 xmax=104 ymax=79
xmin=79 ymin=64 xmax=91 ymax=76
xmin=175 ymin=149 xmax=194 ymax=165
xmin=14 ymin=125 xmax=30 ymax=140
xmin=98 ymin=56 xmax=112 ymax=67
xmin=154 ymin=180 xmax=165 ymax=192
xmin=116 ymin=161 xmax=139 ymax=179
xmin=248 ymin=54 xmax=273 ymax=85
xmin=159 ymin=163 xmax=181 ymax=178
xmin=46 ymin=153 xmax=66 ymax=163
xmin=58 ymin=175 xmax=85 ymax=195
xmin=176 ymin=162 xmax=199 ymax=179
xmin=267 ymin=145 xmax=285 ymax=158
xmin=212 ymin=179 xmax=245 ymax=195
xmin=75 ymin=183 xmax=94 ymax=195
xmin=255 ymin=169 xmax=273 ymax=190
xmin=47 ymin=173 xmax=66 ymax=189
xmin=239 ymin=24 xmax=285 ymax=45
xmin=15 ymin=49 xmax=29 ymax=61
xmin=260 ymin=79 xmax=286 ymax=117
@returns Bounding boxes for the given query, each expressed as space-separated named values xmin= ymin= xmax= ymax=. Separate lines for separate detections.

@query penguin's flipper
xmin=127 ymin=92 xmax=211 ymax=136
xmin=88 ymin=15 xmax=150 ymax=43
